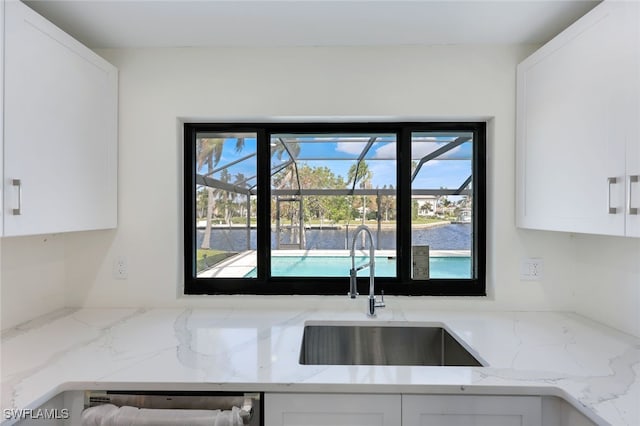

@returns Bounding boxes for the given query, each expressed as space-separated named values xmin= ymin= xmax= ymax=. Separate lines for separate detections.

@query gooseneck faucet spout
xmin=349 ymin=225 xmax=385 ymax=317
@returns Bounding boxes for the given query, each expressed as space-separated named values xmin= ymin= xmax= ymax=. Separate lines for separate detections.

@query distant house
xmin=413 ymin=195 xmax=438 ymax=216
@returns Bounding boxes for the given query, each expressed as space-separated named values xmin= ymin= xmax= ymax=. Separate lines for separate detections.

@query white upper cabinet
xmin=0 ymin=1 xmax=4 ymax=234
xmin=623 ymin=2 xmax=640 ymax=238
xmin=516 ymin=1 xmax=640 ymax=237
xmin=2 ymin=0 xmax=117 ymax=237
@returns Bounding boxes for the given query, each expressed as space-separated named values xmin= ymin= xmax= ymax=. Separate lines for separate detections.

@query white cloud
xmin=337 ymin=140 xmax=460 ymax=160
xmin=335 ymin=141 xmax=367 ymax=156
xmin=335 ymin=141 xmax=398 ymax=159
xmin=412 ymin=142 xmax=444 ymax=157
xmin=373 ymin=143 xmax=396 ymax=159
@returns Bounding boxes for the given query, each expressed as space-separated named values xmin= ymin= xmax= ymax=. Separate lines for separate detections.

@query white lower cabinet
xmin=402 ymin=395 xmax=542 ymax=426
xmin=265 ymin=393 xmax=401 ymax=426
xmin=266 ymin=393 xmax=549 ymax=426
xmin=12 ymin=391 xmax=84 ymax=426
xmin=541 ymin=397 xmax=597 ymax=426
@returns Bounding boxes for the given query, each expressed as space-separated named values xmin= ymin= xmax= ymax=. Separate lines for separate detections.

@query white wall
xmin=0 ymin=235 xmax=67 ymax=329
xmin=570 ymin=234 xmax=640 ymax=337
xmin=4 ymin=45 xmax=637 ymax=337
xmin=58 ymin=45 xmax=576 ymax=312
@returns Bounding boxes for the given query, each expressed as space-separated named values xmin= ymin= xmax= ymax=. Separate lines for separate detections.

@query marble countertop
xmin=1 ymin=305 xmax=639 ymax=425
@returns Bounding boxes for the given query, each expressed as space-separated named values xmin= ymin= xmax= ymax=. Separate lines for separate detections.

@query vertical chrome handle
xmin=629 ymin=175 xmax=639 ymax=215
xmin=608 ymin=177 xmax=617 ymax=214
xmin=11 ymin=179 xmax=22 ymax=215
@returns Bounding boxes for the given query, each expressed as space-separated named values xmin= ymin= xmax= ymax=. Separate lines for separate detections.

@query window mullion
xmin=257 ymin=128 xmax=271 ymax=283
xmin=398 ymin=127 xmax=412 ymax=283
xmin=184 ymin=125 xmax=197 ymax=284
xmin=473 ymin=124 xmax=487 ymax=285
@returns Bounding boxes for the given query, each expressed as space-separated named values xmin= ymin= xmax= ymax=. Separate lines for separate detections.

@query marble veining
xmin=2 ymin=306 xmax=639 ymax=425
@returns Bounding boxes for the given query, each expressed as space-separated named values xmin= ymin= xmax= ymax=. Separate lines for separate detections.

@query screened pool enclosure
xmin=192 ymin=129 xmax=476 ymax=282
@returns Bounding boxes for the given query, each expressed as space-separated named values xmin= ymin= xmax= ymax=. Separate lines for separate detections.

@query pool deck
xmin=198 ymin=249 xmax=470 ymax=278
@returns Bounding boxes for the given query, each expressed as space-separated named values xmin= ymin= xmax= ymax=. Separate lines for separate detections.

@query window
xmin=184 ymin=123 xmax=485 ymax=296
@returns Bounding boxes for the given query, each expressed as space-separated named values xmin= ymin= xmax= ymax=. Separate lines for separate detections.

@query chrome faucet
xmin=349 ymin=225 xmax=385 ymax=317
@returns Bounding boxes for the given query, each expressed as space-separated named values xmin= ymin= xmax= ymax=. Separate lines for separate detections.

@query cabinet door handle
xmin=629 ymin=175 xmax=639 ymax=215
xmin=608 ymin=177 xmax=618 ymax=214
xmin=11 ymin=179 xmax=22 ymax=215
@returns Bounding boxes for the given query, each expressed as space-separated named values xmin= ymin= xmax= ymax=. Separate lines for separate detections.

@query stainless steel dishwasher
xmin=82 ymin=390 xmax=262 ymax=426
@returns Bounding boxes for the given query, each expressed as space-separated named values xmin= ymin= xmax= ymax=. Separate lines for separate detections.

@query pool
xmin=244 ymin=256 xmax=471 ymax=278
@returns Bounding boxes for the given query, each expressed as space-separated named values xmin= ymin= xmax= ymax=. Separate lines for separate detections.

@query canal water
xmin=196 ymin=223 xmax=472 ymax=252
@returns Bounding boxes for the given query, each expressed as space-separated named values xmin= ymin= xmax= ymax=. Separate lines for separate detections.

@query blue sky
xmin=200 ymin=136 xmax=472 ymax=190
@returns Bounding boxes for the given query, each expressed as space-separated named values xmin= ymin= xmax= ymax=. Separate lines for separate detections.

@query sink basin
xmin=299 ymin=323 xmax=484 ymax=366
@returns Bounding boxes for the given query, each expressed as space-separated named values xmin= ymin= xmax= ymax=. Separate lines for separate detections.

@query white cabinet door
xmin=624 ymin=2 xmax=640 ymax=238
xmin=0 ymin=0 xmax=4 ymax=235
xmin=516 ymin=2 xmax=630 ymax=236
xmin=402 ymin=395 xmax=542 ymax=426
xmin=13 ymin=391 xmax=84 ymax=426
xmin=265 ymin=393 xmax=401 ymax=426
xmin=3 ymin=1 xmax=117 ymax=236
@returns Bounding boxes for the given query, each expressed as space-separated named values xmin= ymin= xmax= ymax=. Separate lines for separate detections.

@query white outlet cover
xmin=520 ymin=258 xmax=543 ymax=281
xmin=113 ymin=256 xmax=128 ymax=280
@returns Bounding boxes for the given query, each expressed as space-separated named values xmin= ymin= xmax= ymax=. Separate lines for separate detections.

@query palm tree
xmin=347 ymin=160 xmax=372 ymax=188
xmin=271 ymin=139 xmax=301 ymax=216
xmin=347 ymin=161 xmax=373 ymax=224
xmin=271 ymin=139 xmax=301 ymax=190
xmin=197 ymin=139 xmax=220 ymax=250
xmin=196 ymin=136 xmax=246 ymax=173
xmin=233 ymin=172 xmax=249 ymax=218
xmin=196 ymin=138 xmax=223 ymax=173
xmin=271 ymin=139 xmax=303 ymax=245
xmin=197 ymin=137 xmax=244 ymax=249
xmin=217 ymin=169 xmax=235 ymax=226
xmin=381 ymin=184 xmax=395 ymax=221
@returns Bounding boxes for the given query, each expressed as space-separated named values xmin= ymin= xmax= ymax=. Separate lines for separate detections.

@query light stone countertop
xmin=1 ymin=305 xmax=639 ymax=425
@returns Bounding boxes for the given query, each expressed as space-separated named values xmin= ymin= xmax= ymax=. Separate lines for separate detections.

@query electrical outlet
xmin=113 ymin=256 xmax=128 ymax=280
xmin=520 ymin=257 xmax=543 ymax=281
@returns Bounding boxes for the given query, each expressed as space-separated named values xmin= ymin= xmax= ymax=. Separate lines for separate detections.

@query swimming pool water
xmin=245 ymin=256 xmax=471 ymax=278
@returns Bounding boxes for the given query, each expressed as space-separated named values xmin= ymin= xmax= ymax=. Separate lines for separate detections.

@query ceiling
xmin=24 ymin=0 xmax=601 ymax=49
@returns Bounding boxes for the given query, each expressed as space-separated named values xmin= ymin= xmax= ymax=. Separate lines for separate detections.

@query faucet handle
xmin=348 ymin=268 xmax=359 ymax=298
xmin=375 ymin=290 xmax=386 ymax=308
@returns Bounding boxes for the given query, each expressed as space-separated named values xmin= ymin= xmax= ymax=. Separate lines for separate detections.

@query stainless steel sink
xmin=299 ymin=323 xmax=484 ymax=366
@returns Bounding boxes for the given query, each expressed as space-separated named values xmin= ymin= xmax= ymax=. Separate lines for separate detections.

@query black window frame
xmin=184 ymin=122 xmax=486 ymax=296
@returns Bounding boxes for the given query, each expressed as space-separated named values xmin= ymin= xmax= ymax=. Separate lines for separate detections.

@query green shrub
xmin=196 ymin=249 xmax=238 ymax=272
